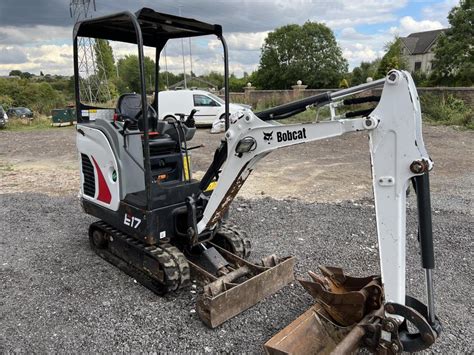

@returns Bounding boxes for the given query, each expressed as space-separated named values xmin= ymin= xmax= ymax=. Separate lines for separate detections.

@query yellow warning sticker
xmin=205 ymin=181 xmax=217 ymax=192
xmin=183 ymin=155 xmax=191 ymax=181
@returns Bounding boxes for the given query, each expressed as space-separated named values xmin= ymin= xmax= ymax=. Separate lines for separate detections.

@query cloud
xmin=0 ymin=25 xmax=71 ymax=45
xmin=0 ymin=44 xmax=73 ymax=75
xmin=0 ymin=0 xmax=454 ymax=76
xmin=389 ymin=16 xmax=444 ymax=36
xmin=337 ymin=27 xmax=391 ymax=69
xmin=0 ymin=0 xmax=72 ymax=27
xmin=0 ymin=0 xmax=404 ymax=32
xmin=209 ymin=32 xmax=269 ymax=51
xmin=342 ymin=44 xmax=384 ymax=68
xmin=421 ymin=0 xmax=457 ymax=25
xmin=339 ymin=28 xmax=372 ymax=40
xmin=0 ymin=47 xmax=28 ymax=64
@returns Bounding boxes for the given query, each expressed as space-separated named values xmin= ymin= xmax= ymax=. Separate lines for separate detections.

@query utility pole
xmin=70 ymin=0 xmax=111 ymax=103
xmin=178 ymin=5 xmax=187 ymax=89
xmin=189 ymin=37 xmax=193 ymax=79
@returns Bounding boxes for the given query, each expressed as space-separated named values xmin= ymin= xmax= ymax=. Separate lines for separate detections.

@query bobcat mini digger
xmin=75 ymin=8 xmax=441 ymax=353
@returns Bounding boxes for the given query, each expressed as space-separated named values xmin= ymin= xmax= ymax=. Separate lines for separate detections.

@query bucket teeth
xmin=298 ymin=266 xmax=383 ymax=327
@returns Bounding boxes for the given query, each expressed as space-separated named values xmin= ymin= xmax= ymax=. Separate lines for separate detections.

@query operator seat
xmin=116 ymin=93 xmax=177 ymax=155
xmin=117 ymin=93 xmax=142 ymax=120
xmin=116 ymin=93 xmax=155 ymax=131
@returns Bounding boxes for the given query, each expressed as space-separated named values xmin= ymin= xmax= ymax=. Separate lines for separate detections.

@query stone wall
xmin=228 ymin=86 xmax=474 ymax=109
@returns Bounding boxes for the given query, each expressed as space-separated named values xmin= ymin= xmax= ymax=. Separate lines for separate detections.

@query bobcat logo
xmin=263 ymin=131 xmax=273 ymax=144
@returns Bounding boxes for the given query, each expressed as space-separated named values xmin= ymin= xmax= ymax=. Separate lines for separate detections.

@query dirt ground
xmin=1 ymin=125 xmax=472 ymax=205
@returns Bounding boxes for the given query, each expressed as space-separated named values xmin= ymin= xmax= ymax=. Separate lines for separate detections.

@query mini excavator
xmin=74 ymin=8 xmax=441 ymax=353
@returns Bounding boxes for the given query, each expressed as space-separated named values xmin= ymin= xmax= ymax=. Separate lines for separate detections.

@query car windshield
xmin=207 ymin=93 xmax=224 ymax=104
xmin=18 ymin=108 xmax=31 ymax=114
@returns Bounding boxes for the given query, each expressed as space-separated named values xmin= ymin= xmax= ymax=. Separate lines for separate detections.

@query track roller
xmin=88 ymin=221 xmax=190 ymax=294
xmin=213 ymin=223 xmax=251 ymax=259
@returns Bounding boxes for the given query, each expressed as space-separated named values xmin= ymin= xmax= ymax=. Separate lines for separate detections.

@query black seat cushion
xmin=117 ymin=93 xmax=142 ymax=118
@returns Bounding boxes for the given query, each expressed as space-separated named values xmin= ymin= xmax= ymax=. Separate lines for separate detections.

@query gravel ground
xmin=1 ymin=192 xmax=472 ymax=353
xmin=0 ymin=125 xmax=472 ymax=353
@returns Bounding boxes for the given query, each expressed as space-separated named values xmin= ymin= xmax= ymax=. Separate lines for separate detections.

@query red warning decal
xmin=91 ymin=156 xmax=112 ymax=204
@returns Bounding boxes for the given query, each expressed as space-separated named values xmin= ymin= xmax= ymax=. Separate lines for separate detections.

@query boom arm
xmin=197 ymin=70 xmax=435 ymax=318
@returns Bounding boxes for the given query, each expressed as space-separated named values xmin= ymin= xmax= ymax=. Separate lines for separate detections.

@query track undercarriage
xmin=89 ymin=220 xmax=294 ymax=328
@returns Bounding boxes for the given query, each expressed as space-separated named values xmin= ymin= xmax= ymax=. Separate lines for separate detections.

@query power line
xmin=70 ymin=0 xmax=111 ymax=103
xmin=189 ymin=37 xmax=193 ymax=79
xmin=178 ymin=5 xmax=187 ymax=89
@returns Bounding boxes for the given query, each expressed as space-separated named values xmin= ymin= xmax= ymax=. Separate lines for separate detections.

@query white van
xmin=158 ymin=90 xmax=249 ymax=126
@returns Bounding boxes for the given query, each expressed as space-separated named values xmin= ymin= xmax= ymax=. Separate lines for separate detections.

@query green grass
xmin=0 ymin=162 xmax=14 ymax=176
xmin=2 ymin=115 xmax=53 ymax=131
xmin=421 ymin=94 xmax=473 ymax=129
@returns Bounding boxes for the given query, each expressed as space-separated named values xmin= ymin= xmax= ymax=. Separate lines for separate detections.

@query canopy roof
xmin=74 ymin=7 xmax=222 ymax=47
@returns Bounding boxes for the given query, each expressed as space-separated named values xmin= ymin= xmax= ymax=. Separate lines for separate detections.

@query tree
xmin=431 ymin=0 xmax=474 ymax=86
xmin=254 ymin=22 xmax=348 ymax=89
xmin=117 ymin=55 xmax=156 ymax=93
xmin=0 ymin=77 xmax=66 ymax=114
xmin=351 ymin=59 xmax=380 ymax=85
xmin=9 ymin=70 xmax=22 ymax=77
xmin=376 ymin=37 xmax=408 ymax=78
xmin=94 ymin=39 xmax=116 ymax=80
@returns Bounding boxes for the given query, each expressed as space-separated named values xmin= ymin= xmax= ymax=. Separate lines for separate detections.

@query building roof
xmin=400 ymin=29 xmax=447 ymax=55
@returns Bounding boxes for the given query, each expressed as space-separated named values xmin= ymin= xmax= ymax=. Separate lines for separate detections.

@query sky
xmin=0 ymin=0 xmax=457 ymax=78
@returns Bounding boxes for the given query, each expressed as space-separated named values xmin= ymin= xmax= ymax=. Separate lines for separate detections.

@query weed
xmin=3 ymin=115 xmax=53 ymax=131
xmin=421 ymin=94 xmax=473 ymax=129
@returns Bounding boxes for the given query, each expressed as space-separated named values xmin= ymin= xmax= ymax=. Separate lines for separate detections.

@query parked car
xmin=7 ymin=107 xmax=34 ymax=119
xmin=0 ymin=105 xmax=8 ymax=128
xmin=158 ymin=90 xmax=250 ymax=126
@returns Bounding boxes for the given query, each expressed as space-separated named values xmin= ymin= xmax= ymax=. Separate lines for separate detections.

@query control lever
xmin=185 ymin=109 xmax=197 ymax=128
xmin=187 ymin=144 xmax=204 ymax=151
xmin=120 ymin=118 xmax=133 ymax=135
xmin=175 ymin=112 xmax=186 ymax=121
xmin=120 ymin=118 xmax=135 ymax=149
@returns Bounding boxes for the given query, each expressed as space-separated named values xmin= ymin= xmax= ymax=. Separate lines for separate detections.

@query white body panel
xmin=158 ymin=90 xmax=244 ymax=125
xmin=368 ymin=70 xmax=430 ymax=306
xmin=76 ymin=125 xmax=120 ymax=211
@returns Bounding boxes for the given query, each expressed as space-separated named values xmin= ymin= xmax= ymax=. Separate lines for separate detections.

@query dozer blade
xmin=264 ymin=267 xmax=383 ymax=354
xmin=190 ymin=244 xmax=295 ymax=328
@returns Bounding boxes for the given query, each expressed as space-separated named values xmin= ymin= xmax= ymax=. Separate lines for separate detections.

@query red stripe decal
xmin=91 ymin=156 xmax=112 ymax=204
